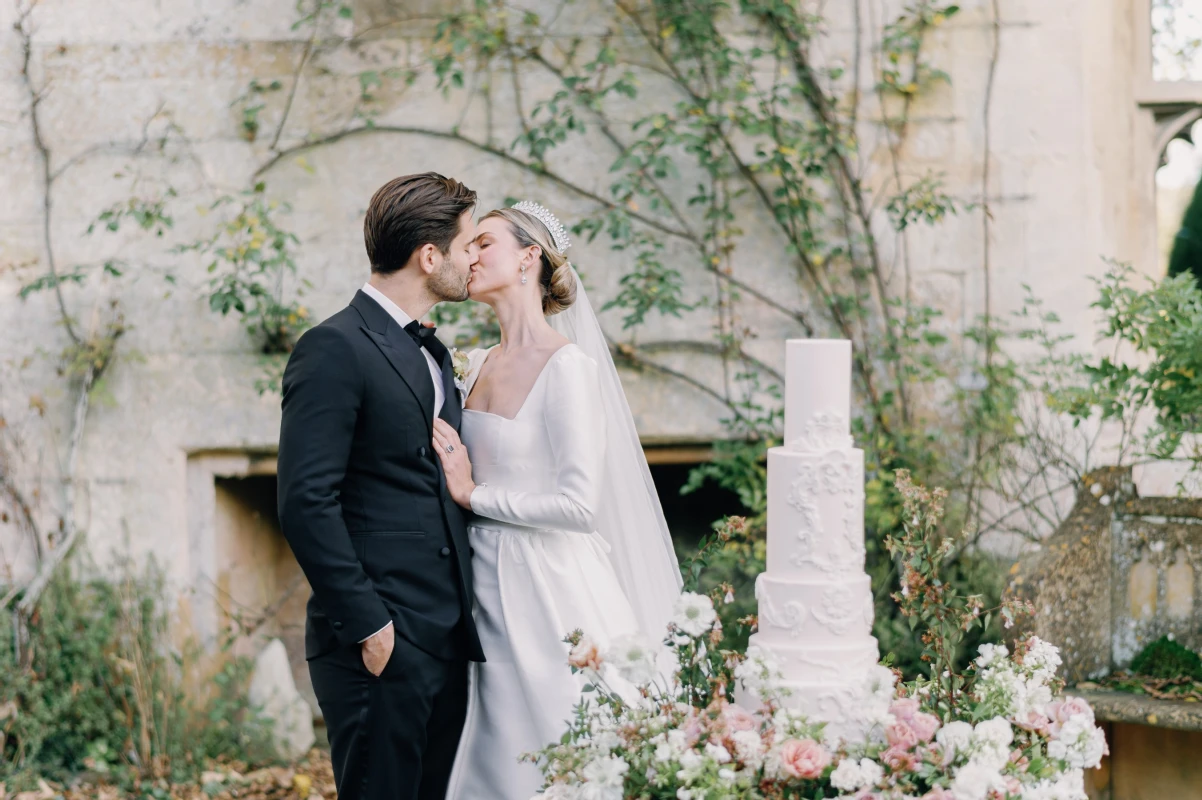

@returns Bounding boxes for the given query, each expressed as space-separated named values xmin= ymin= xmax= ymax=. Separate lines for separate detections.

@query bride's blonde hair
xmin=481 ymin=207 xmax=577 ymax=316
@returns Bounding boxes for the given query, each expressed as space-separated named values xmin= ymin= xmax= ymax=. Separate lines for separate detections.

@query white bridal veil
xmin=548 ymin=266 xmax=683 ymax=638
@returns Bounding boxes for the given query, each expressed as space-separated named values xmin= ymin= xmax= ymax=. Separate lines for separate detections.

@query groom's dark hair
xmin=364 ymin=172 xmax=477 ymax=275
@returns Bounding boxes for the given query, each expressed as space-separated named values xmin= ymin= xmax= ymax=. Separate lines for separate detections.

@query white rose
xmin=951 ymin=759 xmax=1004 ymax=800
xmin=604 ymin=634 xmax=660 ymax=686
xmin=1047 ymin=717 xmax=1107 ymax=770
xmin=704 ymin=742 xmax=732 ymax=764
xmin=829 ymin=759 xmax=864 ymax=792
xmin=936 ymin=720 xmax=974 ymax=760
xmin=671 ymin=592 xmax=717 ymax=637
xmin=730 ymin=730 xmax=765 ymax=769
xmin=973 ymin=717 xmax=1014 ymax=748
xmin=582 ymin=755 xmax=628 ymax=787
xmin=857 ymin=758 xmax=883 ymax=787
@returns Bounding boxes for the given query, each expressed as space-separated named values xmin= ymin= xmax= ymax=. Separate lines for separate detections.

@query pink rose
xmin=882 ymin=745 xmax=920 ymax=773
xmin=1003 ymin=776 xmax=1022 ymax=795
xmin=1013 ymin=710 xmax=1050 ymax=736
xmin=721 ymin=702 xmax=759 ymax=733
xmin=910 ymin=711 xmax=940 ymax=743
xmin=1046 ymin=696 xmax=1093 ymax=736
xmin=885 ymin=720 xmax=919 ymax=750
xmin=777 ymin=738 xmax=831 ymax=779
xmin=889 ymin=697 xmax=920 ymax=723
xmin=681 ymin=709 xmax=704 ymax=745
xmin=568 ymin=637 xmax=603 ymax=671
xmin=920 ymin=789 xmax=955 ymax=800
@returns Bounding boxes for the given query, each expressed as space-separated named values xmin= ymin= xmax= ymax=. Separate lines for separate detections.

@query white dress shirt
xmin=361 ymin=282 xmax=444 ymax=418
xmin=357 ymin=283 xmax=445 ymax=643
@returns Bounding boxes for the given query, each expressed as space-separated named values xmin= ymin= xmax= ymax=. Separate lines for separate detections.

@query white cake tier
xmin=766 ymin=447 xmax=865 ymax=578
xmin=740 ymin=634 xmax=884 ymax=743
xmin=784 ymin=340 xmax=853 ymax=452
xmin=755 ymin=573 xmax=874 ymax=643
xmin=747 ymin=632 xmax=879 ymax=685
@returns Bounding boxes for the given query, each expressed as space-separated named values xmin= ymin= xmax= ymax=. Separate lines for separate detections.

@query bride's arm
xmin=468 ymin=349 xmax=607 ymax=533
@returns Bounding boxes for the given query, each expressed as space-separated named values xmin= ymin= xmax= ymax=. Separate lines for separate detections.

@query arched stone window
xmin=1139 ymin=1 xmax=1202 ymax=270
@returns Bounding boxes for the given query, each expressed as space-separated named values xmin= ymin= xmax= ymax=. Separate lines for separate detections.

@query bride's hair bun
xmin=543 ymin=260 xmax=577 ymax=316
xmin=481 ymin=206 xmax=578 ymax=315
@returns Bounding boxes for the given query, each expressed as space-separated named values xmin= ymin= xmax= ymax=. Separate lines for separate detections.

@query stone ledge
xmin=1070 ymin=688 xmax=1202 ymax=732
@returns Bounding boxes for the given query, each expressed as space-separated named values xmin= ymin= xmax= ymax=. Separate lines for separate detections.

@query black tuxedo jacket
xmin=277 ymin=290 xmax=484 ymax=662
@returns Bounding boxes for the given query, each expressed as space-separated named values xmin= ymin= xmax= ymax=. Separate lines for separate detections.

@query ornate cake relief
xmin=862 ymin=592 xmax=875 ymax=627
xmin=788 ymin=411 xmax=854 ymax=452
xmin=792 ymin=651 xmax=854 ymax=680
xmin=787 ymin=450 xmax=862 ymax=501
xmin=786 ymin=494 xmax=822 ymax=568
xmin=755 ymin=578 xmax=807 ymax=638
xmin=810 ymin=585 xmax=860 ymax=635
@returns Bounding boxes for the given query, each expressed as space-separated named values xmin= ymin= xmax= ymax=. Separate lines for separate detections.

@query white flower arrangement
xmin=451 ymin=347 xmax=470 ymax=401
xmin=533 ymin=602 xmax=1106 ymax=800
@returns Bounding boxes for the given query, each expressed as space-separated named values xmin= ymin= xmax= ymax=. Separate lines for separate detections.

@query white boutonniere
xmin=451 ymin=348 xmax=470 ymax=402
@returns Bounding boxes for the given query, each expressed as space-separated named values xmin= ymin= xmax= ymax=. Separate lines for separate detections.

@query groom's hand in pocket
xmin=361 ymin=622 xmax=394 ymax=677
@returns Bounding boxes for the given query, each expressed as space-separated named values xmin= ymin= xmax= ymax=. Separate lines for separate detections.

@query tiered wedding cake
xmin=745 ymin=339 xmax=883 ymax=740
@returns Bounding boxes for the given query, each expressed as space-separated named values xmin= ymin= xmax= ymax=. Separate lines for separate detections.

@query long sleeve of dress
xmin=468 ymin=348 xmax=606 ymax=533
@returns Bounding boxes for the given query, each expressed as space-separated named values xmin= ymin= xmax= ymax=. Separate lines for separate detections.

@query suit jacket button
xmin=332 ymin=621 xmax=344 ymax=631
xmin=439 ymin=546 xmax=451 ymax=557
xmin=418 ymin=445 xmax=428 ymax=457
xmin=469 ymin=546 xmax=476 ymax=557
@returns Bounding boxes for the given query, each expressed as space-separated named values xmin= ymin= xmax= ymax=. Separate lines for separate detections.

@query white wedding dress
xmin=444 ymin=343 xmax=644 ymax=800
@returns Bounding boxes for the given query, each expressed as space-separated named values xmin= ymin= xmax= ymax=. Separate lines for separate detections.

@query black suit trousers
xmin=309 ymin=635 xmax=468 ymax=800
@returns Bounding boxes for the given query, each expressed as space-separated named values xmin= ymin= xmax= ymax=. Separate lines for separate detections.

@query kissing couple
xmin=276 ymin=172 xmax=683 ymax=800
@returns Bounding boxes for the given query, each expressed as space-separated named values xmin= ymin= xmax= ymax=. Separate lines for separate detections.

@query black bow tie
xmin=403 ymin=320 xmax=448 ymax=363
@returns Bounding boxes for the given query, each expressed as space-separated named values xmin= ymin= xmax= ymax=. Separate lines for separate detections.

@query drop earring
xmin=520 ymin=264 xmax=528 ymax=285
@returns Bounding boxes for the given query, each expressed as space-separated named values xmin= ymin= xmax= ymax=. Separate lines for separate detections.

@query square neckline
xmin=461 ymin=344 xmax=572 ymax=422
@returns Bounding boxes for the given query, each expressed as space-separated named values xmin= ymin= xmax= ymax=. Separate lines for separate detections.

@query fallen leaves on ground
xmin=0 ymin=749 xmax=335 ymax=800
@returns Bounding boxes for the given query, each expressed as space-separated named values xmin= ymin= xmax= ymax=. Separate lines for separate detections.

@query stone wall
xmin=0 ymin=0 xmax=1167 ymax=624
xmin=1013 ymin=467 xmax=1202 ymax=681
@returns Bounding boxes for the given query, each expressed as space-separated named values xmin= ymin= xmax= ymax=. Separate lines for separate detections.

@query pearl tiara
xmin=511 ymin=200 xmax=571 ymax=253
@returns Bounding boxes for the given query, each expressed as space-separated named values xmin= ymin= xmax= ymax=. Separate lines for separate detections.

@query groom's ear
xmin=413 ymin=242 xmax=441 ymax=276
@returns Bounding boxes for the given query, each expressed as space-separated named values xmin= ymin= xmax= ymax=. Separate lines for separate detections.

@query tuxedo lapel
xmin=351 ymin=291 xmax=436 ymax=429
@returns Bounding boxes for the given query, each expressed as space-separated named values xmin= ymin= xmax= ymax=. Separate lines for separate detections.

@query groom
xmin=277 ymin=173 xmax=485 ymax=800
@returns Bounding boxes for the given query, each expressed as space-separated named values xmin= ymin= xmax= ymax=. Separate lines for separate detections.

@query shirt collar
xmin=361 ymin=282 xmax=416 ymax=330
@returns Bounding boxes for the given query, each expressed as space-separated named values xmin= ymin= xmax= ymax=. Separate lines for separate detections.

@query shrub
xmin=0 ymin=560 xmax=273 ymax=787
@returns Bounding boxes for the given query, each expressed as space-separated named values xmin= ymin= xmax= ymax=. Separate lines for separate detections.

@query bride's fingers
xmin=433 ymin=418 xmax=460 ymax=444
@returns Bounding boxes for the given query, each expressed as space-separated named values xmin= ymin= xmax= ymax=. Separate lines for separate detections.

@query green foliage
xmin=0 ymin=563 xmax=272 ymax=787
xmin=1129 ymin=635 xmax=1202 ymax=680
xmin=180 ymin=183 xmax=310 ymax=355
xmin=885 ymin=471 xmax=1029 ymax=716
xmin=232 ymin=79 xmax=283 ymax=142
xmin=1168 ymin=175 xmax=1202 ymax=286
xmin=87 ymin=193 xmax=176 ymax=238
xmin=1047 ymin=264 xmax=1202 ymax=462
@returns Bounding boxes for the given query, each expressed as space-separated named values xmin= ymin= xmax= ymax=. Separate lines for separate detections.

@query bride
xmin=435 ymin=202 xmax=682 ymax=799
